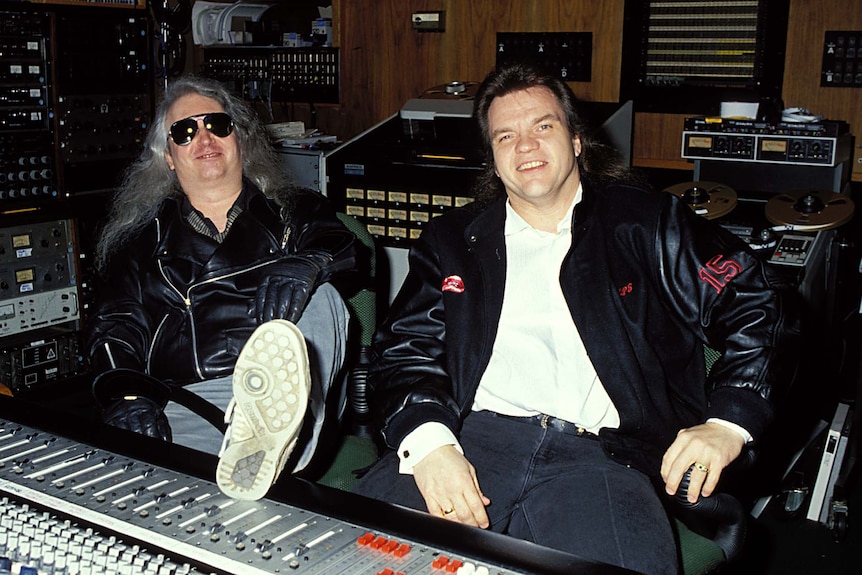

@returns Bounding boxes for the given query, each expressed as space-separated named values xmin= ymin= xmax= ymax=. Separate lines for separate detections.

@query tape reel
xmin=421 ymin=81 xmax=479 ymax=100
xmin=662 ymin=181 xmax=738 ymax=220
xmin=765 ymin=189 xmax=855 ymax=231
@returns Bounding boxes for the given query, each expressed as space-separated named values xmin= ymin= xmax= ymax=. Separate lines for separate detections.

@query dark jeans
xmin=352 ymin=410 xmax=679 ymax=575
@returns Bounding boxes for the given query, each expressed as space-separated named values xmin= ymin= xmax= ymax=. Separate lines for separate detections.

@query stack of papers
xmin=265 ymin=121 xmax=306 ymax=142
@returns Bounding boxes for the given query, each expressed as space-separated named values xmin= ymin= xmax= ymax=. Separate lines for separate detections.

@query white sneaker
xmin=216 ymin=320 xmax=310 ymax=501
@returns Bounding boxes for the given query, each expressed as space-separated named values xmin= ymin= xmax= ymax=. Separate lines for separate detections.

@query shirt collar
xmin=179 ymin=182 xmax=250 ymax=242
xmin=504 ymin=182 xmax=583 ymax=236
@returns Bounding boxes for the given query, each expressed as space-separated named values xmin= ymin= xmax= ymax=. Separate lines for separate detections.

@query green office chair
xmin=671 ymin=345 xmax=749 ymax=575
xmin=315 ymin=213 xmax=381 ymax=490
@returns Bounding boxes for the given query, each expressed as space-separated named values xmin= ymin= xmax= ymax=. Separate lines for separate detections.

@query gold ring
xmin=694 ymin=462 xmax=709 ymax=473
xmin=443 ymin=507 xmax=455 ymax=515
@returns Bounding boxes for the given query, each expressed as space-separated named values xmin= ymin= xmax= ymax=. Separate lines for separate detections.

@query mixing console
xmin=0 ymin=405 xmax=630 ymax=575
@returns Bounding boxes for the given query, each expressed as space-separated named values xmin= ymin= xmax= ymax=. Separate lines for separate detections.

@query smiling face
xmin=488 ymin=86 xmax=582 ymax=221
xmin=164 ymin=93 xmax=243 ymax=199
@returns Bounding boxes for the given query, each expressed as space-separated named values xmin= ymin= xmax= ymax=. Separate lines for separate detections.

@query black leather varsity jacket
xmin=368 ymin=177 xmax=800 ymax=475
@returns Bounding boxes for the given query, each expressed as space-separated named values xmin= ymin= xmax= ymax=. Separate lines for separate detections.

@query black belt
xmin=493 ymin=413 xmax=599 ymax=440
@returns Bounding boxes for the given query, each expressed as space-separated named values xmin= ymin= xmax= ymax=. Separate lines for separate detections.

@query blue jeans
xmin=163 ymin=283 xmax=349 ymax=473
xmin=352 ymin=410 xmax=679 ymax=575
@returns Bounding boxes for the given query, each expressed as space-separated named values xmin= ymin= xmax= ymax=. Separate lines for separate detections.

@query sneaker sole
xmin=216 ymin=320 xmax=310 ymax=500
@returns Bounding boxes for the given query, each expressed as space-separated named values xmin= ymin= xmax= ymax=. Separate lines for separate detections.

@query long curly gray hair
xmin=93 ymin=75 xmax=292 ymax=271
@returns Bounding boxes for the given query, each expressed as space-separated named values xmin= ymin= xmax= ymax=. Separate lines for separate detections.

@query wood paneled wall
xmin=308 ymin=0 xmax=625 ymax=141
xmin=196 ymin=0 xmax=862 ymax=181
xmin=782 ymin=1 xmax=862 ymax=179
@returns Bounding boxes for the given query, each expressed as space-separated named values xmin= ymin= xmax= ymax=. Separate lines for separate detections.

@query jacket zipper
xmin=281 ymin=226 xmax=291 ymax=250
xmin=146 ymin=313 xmax=170 ymax=375
xmin=152 ymin=217 xmax=290 ymax=380
xmin=157 ymin=257 xmax=282 ymax=380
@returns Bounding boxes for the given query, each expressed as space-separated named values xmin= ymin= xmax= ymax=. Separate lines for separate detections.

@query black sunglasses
xmin=168 ymin=112 xmax=234 ymax=146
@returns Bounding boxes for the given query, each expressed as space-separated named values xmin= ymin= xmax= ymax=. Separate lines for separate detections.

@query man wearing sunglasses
xmin=86 ymin=76 xmax=357 ymax=501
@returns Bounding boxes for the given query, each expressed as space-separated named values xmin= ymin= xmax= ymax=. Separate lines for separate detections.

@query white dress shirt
xmin=397 ymin=185 xmax=747 ymax=474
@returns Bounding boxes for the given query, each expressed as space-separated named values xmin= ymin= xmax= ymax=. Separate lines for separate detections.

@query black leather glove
xmin=102 ymin=396 xmax=172 ymax=441
xmin=92 ymin=369 xmax=172 ymax=442
xmin=251 ymin=252 xmax=332 ymax=324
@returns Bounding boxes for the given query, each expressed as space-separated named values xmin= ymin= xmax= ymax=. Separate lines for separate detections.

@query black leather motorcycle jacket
xmin=368 ymin=177 xmax=800 ymax=475
xmin=87 ymin=182 xmax=356 ymax=385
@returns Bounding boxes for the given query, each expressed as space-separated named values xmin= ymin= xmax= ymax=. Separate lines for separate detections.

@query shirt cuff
xmin=397 ymin=421 xmax=462 ymax=475
xmin=707 ymin=417 xmax=753 ymax=443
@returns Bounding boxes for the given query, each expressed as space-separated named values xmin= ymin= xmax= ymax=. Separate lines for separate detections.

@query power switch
xmin=412 ymin=11 xmax=445 ymax=32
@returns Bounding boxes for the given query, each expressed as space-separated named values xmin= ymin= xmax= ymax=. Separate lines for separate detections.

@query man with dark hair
xmin=352 ymin=63 xmax=798 ymax=574
xmin=87 ymin=76 xmax=356 ymax=501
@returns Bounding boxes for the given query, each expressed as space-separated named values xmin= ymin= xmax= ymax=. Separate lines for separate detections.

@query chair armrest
xmin=669 ymin=466 xmax=748 ymax=562
xmin=347 ymin=346 xmax=374 ymax=438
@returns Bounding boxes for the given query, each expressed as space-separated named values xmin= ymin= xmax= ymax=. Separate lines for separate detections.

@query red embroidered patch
xmin=699 ymin=254 xmax=742 ymax=293
xmin=442 ymin=275 xmax=465 ymax=293
xmin=618 ymin=282 xmax=633 ymax=296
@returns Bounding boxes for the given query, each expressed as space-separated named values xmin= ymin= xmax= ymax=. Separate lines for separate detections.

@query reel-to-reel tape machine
xmin=663 ymin=181 xmax=855 ymax=269
xmin=677 ymin=114 xmax=856 ymax=353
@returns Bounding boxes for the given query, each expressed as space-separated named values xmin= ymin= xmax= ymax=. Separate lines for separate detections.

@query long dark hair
xmin=471 ymin=63 xmax=640 ymax=206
